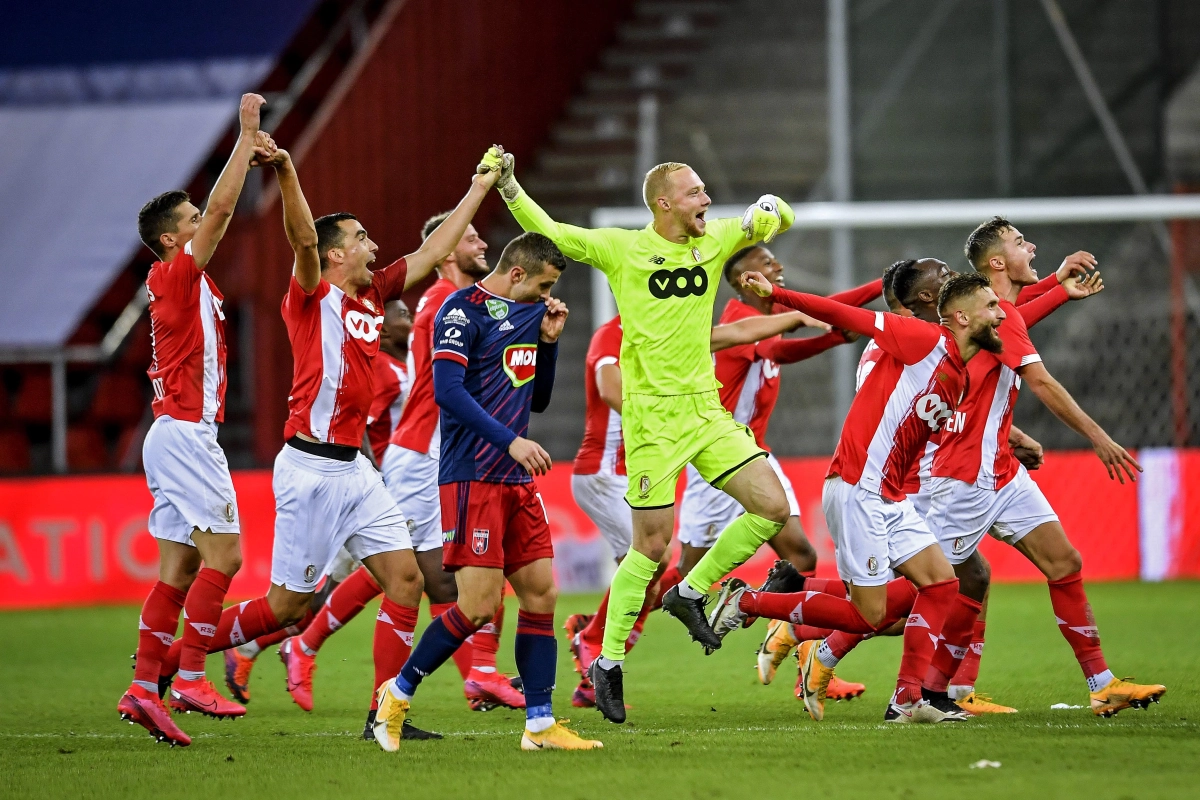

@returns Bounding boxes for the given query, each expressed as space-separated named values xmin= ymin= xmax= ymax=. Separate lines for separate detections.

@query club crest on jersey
xmin=638 ymin=474 xmax=651 ymax=497
xmin=362 ymin=299 xmax=376 ymax=312
xmin=224 ymin=503 xmax=235 ymax=523
xmin=952 ymin=536 xmax=966 ymax=554
xmin=691 ymin=247 xmax=702 ymax=262
xmin=444 ymin=307 xmax=469 ymax=325
xmin=485 ymin=298 xmax=509 ymax=320
xmin=502 ymin=344 xmax=538 ymax=387
xmin=472 ymin=528 xmax=490 ymax=555
xmin=304 ymin=564 xmax=316 ymax=582
xmin=866 ymin=556 xmax=879 ymax=576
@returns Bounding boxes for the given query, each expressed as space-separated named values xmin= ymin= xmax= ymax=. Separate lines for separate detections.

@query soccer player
xmin=373 ymin=229 xmax=602 ymax=752
xmin=924 ymin=217 xmax=1166 ymax=717
xmin=366 ymin=301 xmax=412 ymax=464
xmin=566 ymin=305 xmax=841 ymax=706
xmin=153 ymin=147 xmax=498 ymax=737
xmin=492 ymin=147 xmax=802 ymax=723
xmin=118 ymin=94 xmax=271 ymax=746
xmin=708 ymin=270 xmax=1006 ymax=722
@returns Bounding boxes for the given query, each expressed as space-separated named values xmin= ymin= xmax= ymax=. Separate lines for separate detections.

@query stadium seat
xmin=90 ymin=372 xmax=148 ymax=426
xmin=67 ymin=425 xmax=109 ymax=471
xmin=12 ymin=371 xmax=52 ymax=424
xmin=0 ymin=427 xmax=32 ymax=473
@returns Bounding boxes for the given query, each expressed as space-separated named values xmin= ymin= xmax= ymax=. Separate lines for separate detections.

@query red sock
xmin=923 ymin=594 xmax=982 ymax=692
xmin=210 ymin=597 xmax=281 ymax=653
xmin=579 ymin=589 xmax=610 ymax=649
xmin=951 ymin=620 xmax=986 ymax=688
xmin=792 ymin=624 xmax=835 ymax=641
xmin=133 ymin=581 xmax=186 ymax=686
xmin=373 ymin=598 xmax=419 ymax=694
xmin=301 ymin=567 xmax=381 ymax=654
xmin=177 ymin=568 xmax=232 ymax=679
xmin=471 ymin=603 xmax=504 ymax=671
xmin=430 ymin=601 xmax=473 ymax=680
xmin=1047 ymin=571 xmax=1108 ymax=680
xmin=737 ymin=590 xmax=875 ymax=633
xmin=657 ymin=564 xmax=684 ymax=603
xmin=802 ymin=577 xmax=847 ymax=597
xmin=894 ymin=578 xmax=958 ymax=704
xmin=253 ymin=608 xmax=314 ymax=651
xmin=821 ymin=578 xmax=917 ymax=660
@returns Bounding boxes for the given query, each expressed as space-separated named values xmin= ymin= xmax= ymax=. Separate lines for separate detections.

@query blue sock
xmin=396 ymin=604 xmax=476 ymax=698
xmin=515 ymin=611 xmax=556 ymax=728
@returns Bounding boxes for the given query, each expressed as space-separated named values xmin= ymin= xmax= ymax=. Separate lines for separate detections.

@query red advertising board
xmin=0 ymin=450 xmax=1161 ymax=609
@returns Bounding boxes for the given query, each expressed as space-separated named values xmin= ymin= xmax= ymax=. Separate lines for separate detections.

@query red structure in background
xmin=2 ymin=450 xmax=1187 ymax=611
xmin=208 ymin=0 xmax=636 ymax=464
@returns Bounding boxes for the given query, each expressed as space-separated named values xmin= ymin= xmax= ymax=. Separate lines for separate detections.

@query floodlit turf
xmin=0 ymin=582 xmax=1195 ymax=800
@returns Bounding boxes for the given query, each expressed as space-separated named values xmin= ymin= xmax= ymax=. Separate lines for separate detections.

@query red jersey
xmin=856 ymin=339 xmax=925 ymax=495
xmin=574 ymin=316 xmax=625 ymax=476
xmin=281 ymin=259 xmax=408 ymax=447
xmin=366 ymin=350 xmax=410 ymax=463
xmin=391 ymin=277 xmax=458 ymax=457
xmin=932 ymin=298 xmax=1046 ymax=490
xmin=146 ymin=242 xmax=228 ymax=424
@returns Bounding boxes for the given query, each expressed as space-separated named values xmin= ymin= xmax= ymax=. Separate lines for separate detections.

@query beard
xmin=971 ymin=324 xmax=1005 ymax=354
xmin=459 ymin=254 xmax=490 ymax=278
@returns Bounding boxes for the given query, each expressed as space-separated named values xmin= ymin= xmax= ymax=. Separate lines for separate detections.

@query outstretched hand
xmin=540 ymin=297 xmax=569 ymax=343
xmin=249 ymin=131 xmax=282 ymax=167
xmin=784 ymin=311 xmax=831 ymax=332
xmin=740 ymin=271 xmax=775 ymax=298
xmin=1092 ymin=434 xmax=1142 ymax=484
xmin=1056 ymin=251 xmax=1096 ymax=282
xmin=239 ymin=93 xmax=266 ymax=136
xmin=1063 ymin=270 xmax=1103 ymax=300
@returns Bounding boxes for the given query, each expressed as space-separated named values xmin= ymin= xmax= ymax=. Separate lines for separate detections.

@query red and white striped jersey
xmin=366 ymin=350 xmax=410 ymax=464
xmin=932 ymin=298 xmax=1042 ymax=491
xmin=391 ymin=277 xmax=458 ymax=458
xmin=281 ymin=258 xmax=408 ymax=447
xmin=856 ymin=338 xmax=928 ymax=495
xmin=832 ymin=312 xmax=967 ymax=501
xmin=574 ymin=316 xmax=625 ymax=476
xmin=146 ymin=241 xmax=228 ymax=424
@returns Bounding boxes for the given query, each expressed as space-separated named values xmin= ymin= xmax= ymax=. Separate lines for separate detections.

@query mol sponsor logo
xmin=502 ymin=344 xmax=538 ymax=387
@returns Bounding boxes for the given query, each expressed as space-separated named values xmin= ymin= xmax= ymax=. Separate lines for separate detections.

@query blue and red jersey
xmin=431 ymin=285 xmax=557 ymax=485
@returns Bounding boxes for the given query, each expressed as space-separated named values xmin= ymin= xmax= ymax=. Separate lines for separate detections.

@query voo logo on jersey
xmin=649 ymin=266 xmax=707 ymax=298
xmin=344 ymin=310 xmax=383 ymax=342
xmin=502 ymin=344 xmax=538 ymax=387
xmin=915 ymin=392 xmax=954 ymax=431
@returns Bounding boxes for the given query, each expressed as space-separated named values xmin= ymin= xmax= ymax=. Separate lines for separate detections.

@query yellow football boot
xmin=521 ymin=721 xmax=603 ymax=751
xmin=371 ymin=679 xmax=410 ymax=752
xmin=1090 ymin=677 xmax=1166 ymax=718
xmin=756 ymin=619 xmax=798 ymax=685
xmin=795 ymin=639 xmax=834 ymax=721
xmin=956 ymin=691 xmax=1017 ymax=714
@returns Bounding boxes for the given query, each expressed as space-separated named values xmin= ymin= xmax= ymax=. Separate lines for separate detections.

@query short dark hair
xmin=882 ymin=259 xmax=915 ymax=310
xmin=965 ymin=216 xmax=1013 ymax=271
xmin=138 ymin=190 xmax=190 ymax=258
xmin=314 ymin=212 xmax=358 ymax=270
xmin=890 ymin=259 xmax=928 ymax=311
xmin=421 ymin=211 xmax=452 ymax=241
xmin=497 ymin=232 xmax=567 ymax=276
xmin=722 ymin=245 xmax=760 ymax=286
xmin=937 ymin=271 xmax=993 ymax=319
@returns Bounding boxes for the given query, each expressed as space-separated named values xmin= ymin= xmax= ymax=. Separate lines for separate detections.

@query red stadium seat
xmin=90 ymin=372 xmax=148 ymax=426
xmin=12 ymin=371 xmax=52 ymax=424
xmin=0 ymin=427 xmax=31 ymax=473
xmin=67 ymin=425 xmax=109 ymax=471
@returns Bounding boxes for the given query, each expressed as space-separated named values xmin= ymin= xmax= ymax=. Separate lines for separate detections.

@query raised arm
xmin=758 ymin=330 xmax=851 ymax=364
xmin=1017 ymin=251 xmax=1096 ymax=303
xmin=190 ymin=94 xmax=266 ymax=269
xmin=828 ymin=278 xmax=884 ymax=307
xmin=1018 ymin=361 xmax=1140 ymax=483
xmin=402 ymin=162 xmax=497 ymax=289
xmin=1019 ymin=271 xmax=1103 ymax=327
xmin=268 ymin=149 xmax=320 ymax=291
xmin=709 ymin=311 xmax=827 ymax=352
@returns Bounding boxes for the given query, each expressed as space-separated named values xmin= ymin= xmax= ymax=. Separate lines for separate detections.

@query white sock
xmin=678 ymin=581 xmax=705 ymax=600
xmin=526 ymin=715 xmax=555 ymax=734
xmin=472 ymin=665 xmax=496 ymax=674
xmin=948 ymin=684 xmax=973 ymax=701
xmin=816 ymin=640 xmax=840 ymax=669
xmin=236 ymin=641 xmax=262 ymax=659
xmin=178 ymin=669 xmax=205 ymax=682
xmin=133 ymin=680 xmax=158 ymax=694
xmin=1087 ymin=669 xmax=1115 ymax=693
xmin=596 ymin=656 xmax=622 ymax=670
xmin=388 ymin=683 xmax=413 ymax=702
xmin=298 ymin=640 xmax=317 ymax=657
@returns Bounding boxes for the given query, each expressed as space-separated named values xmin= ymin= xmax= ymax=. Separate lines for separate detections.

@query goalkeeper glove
xmin=741 ymin=194 xmax=795 ymax=243
xmin=478 ymin=145 xmax=522 ymax=201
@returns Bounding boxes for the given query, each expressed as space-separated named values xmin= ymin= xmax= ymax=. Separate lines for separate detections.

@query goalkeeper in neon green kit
xmin=483 ymin=146 xmax=796 ymax=723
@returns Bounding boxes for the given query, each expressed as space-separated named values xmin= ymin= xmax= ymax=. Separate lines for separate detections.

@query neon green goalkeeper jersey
xmin=506 ymin=191 xmax=751 ymax=396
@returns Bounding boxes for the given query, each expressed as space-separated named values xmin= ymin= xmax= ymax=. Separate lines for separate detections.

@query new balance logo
xmin=498 ymin=320 xmax=514 ymax=332
xmin=648 ymin=255 xmax=666 ymax=265
xmin=444 ymin=307 xmax=469 ymax=325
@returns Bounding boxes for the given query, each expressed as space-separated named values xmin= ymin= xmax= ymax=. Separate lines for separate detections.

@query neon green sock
xmin=684 ymin=513 xmax=783 ymax=595
xmin=601 ymin=548 xmax=658 ymax=662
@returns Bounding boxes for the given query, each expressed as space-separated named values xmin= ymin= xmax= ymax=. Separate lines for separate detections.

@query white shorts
xmin=143 ymin=415 xmax=239 ymax=544
xmin=271 ymin=444 xmax=412 ymax=593
xmin=571 ymin=472 xmax=633 ymax=559
xmin=677 ymin=454 xmax=800 ymax=548
xmin=381 ymin=444 xmax=443 ymax=552
xmin=926 ymin=465 xmax=1059 ymax=565
xmin=910 ymin=481 xmax=932 ymax=520
xmin=326 ymin=547 xmax=361 ymax=583
xmin=822 ymin=475 xmax=936 ymax=587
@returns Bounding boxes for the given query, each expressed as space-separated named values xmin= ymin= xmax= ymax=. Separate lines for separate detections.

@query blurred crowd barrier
xmin=0 ymin=450 xmax=1196 ymax=609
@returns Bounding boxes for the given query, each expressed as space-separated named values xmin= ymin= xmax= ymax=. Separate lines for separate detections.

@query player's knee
xmin=754 ymin=490 xmax=790 ymax=526
xmin=211 ymin=550 xmax=242 ymax=577
xmin=1050 ymin=547 xmax=1083 ymax=580
xmin=423 ymin=571 xmax=458 ymax=605
xmin=460 ymin=596 xmax=502 ymax=628
xmin=955 ymin=554 xmax=990 ymax=602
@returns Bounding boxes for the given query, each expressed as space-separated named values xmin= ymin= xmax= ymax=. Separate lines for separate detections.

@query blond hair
xmin=642 ymin=162 xmax=691 ymax=211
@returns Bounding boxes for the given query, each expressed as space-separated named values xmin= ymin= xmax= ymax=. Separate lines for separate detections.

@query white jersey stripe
xmin=732 ymin=361 xmax=763 ymax=425
xmin=859 ymin=342 xmax=945 ymax=495
xmin=310 ymin=285 xmax=347 ymax=441
xmin=977 ymin=365 xmax=1017 ymax=490
xmin=198 ymin=278 xmax=219 ymax=423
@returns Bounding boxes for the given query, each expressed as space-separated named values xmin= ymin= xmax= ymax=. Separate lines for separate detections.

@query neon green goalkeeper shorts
xmin=622 ymin=390 xmax=766 ymax=509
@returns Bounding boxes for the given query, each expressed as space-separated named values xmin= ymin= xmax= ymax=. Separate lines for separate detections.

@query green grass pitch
xmin=1 ymin=582 xmax=1196 ymax=800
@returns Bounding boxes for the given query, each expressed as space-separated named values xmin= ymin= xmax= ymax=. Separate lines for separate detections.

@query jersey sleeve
xmin=431 ymin=305 xmax=477 ymax=367
xmin=828 ymin=278 xmax=883 ymax=307
xmin=370 ymin=257 xmax=409 ymax=302
xmin=1016 ymin=273 xmax=1060 ymax=304
xmin=283 ymin=274 xmax=323 ymax=314
xmin=758 ymin=330 xmax=849 ymax=364
xmin=997 ymin=309 xmax=1042 ymax=371
xmin=1017 ymin=282 xmax=1069 ymax=327
xmin=151 ymin=246 xmax=203 ymax=296
xmin=870 ymin=312 xmax=945 ymax=365
xmin=505 ymin=190 xmax=630 ymax=274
